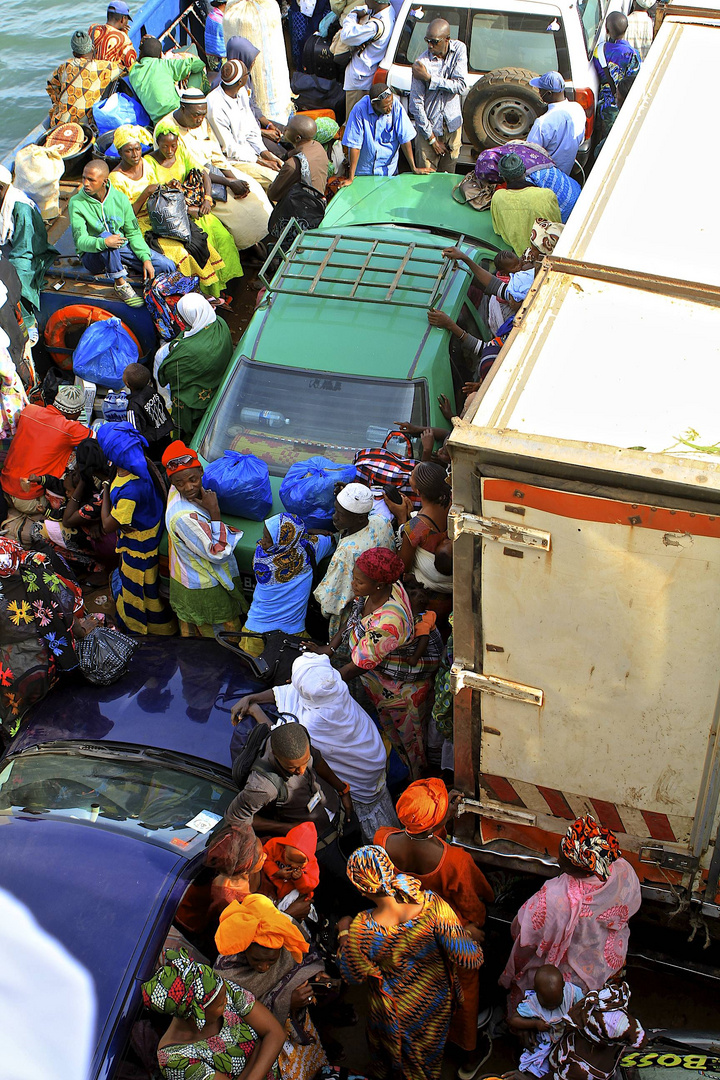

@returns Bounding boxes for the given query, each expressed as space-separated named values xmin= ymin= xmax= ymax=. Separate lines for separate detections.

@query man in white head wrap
xmin=314 ymin=481 xmax=396 ymax=637
xmin=233 ymin=651 xmax=399 ymax=840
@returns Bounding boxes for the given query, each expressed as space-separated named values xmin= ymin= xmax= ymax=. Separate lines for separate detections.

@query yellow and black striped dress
xmin=109 ymin=472 xmax=176 ymax=636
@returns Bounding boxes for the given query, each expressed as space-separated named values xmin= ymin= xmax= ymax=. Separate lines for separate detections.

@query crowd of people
xmin=0 ymin=1 xmax=661 ymax=1077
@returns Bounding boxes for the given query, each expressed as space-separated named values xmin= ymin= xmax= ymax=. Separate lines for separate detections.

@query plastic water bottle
xmin=240 ymin=408 xmax=290 ymax=428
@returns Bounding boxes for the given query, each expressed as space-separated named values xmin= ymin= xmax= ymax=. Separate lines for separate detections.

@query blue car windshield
xmin=198 ymin=359 xmax=427 ymax=476
xmin=0 ymin=749 xmax=235 ymax=852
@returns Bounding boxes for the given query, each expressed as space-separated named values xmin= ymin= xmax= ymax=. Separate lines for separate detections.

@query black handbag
xmin=146 ymin=185 xmax=191 ymax=244
xmin=215 ymin=629 xmax=312 ymax=685
xmin=76 ymin=627 xmax=138 ymax=686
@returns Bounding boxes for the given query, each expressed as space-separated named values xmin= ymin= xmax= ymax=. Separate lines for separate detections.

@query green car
xmin=191 ymin=172 xmax=503 ymax=577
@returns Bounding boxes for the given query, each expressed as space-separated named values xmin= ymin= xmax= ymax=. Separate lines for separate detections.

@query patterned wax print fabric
xmin=245 ymin=513 xmax=333 ymax=635
xmin=313 ymin=514 xmax=395 ymax=637
xmin=500 ymin=858 xmax=642 ymax=1009
xmin=0 ymin=344 xmax=28 ymax=438
xmin=475 ymin=140 xmax=555 ymax=183
xmin=108 ymin=472 xmax=177 ymax=636
xmin=431 ymin=613 xmax=453 ymax=739
xmin=143 ymin=270 xmax=201 ymax=341
xmin=345 ymin=582 xmax=440 ymax=780
xmin=592 ymin=40 xmax=641 ymax=134
xmin=46 ymin=56 xmax=122 ymax=125
xmin=156 ymin=981 xmax=280 ymax=1079
xmin=338 ymin=890 xmax=483 ymax=1080
xmin=88 ymin=23 xmax=137 ymax=68
xmin=142 ymin=948 xmax=223 ymax=1027
xmin=561 ymin=814 xmax=621 ymax=880
xmin=0 ymin=540 xmax=83 ymax=736
xmin=528 ymin=166 xmax=581 ymax=223
xmin=550 ymin=980 xmax=645 ymax=1080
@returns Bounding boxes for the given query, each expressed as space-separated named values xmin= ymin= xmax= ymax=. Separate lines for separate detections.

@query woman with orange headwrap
xmin=374 ymin=778 xmax=494 ymax=1077
xmin=214 ymin=894 xmax=336 ymax=1080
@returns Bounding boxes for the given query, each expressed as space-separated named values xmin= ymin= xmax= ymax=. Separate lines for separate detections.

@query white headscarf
xmin=0 ymin=165 xmax=35 ymax=247
xmin=177 ymin=293 xmax=217 ymax=338
xmin=272 ymin=652 xmax=388 ymax=803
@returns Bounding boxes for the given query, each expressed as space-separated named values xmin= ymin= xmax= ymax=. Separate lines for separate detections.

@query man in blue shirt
xmin=527 ymin=71 xmax=586 ymax=174
xmin=342 ymin=84 xmax=430 ymax=182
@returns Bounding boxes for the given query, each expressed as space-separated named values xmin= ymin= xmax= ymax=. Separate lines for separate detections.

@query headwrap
xmin=337 ymin=482 xmax=373 ymax=515
xmin=52 ymin=383 xmax=86 ymax=416
xmin=526 ymin=217 xmax=564 ymax=260
xmin=162 ymin=439 xmax=202 ymax=477
xmin=355 ymin=546 xmax=405 ymax=585
xmin=75 ymin=437 xmax=108 ymax=486
xmin=96 ymin=421 xmax=151 ymax=481
xmin=215 ymin=894 xmax=310 ymax=963
xmin=561 ymin=814 xmax=621 ymax=881
xmin=179 ymin=87 xmax=207 ymax=104
xmin=206 ymin=825 xmax=259 ymax=875
xmin=254 ymin=513 xmax=315 ymax=585
xmin=113 ymin=124 xmax=151 ymax=151
xmin=576 ymin=981 xmax=639 ymax=1045
xmin=226 ymin=35 xmax=260 ymax=70
xmin=71 ymin=30 xmax=94 ymax=56
xmin=153 ymin=118 xmax=181 ymax=145
xmin=475 ymin=142 xmax=553 ymax=184
xmin=176 ymin=293 xmax=217 ymax=337
xmin=0 ymin=166 xmax=36 ymax=247
xmin=498 ymin=153 xmax=527 ymax=181
xmin=0 ymin=537 xmax=31 ymax=578
xmin=396 ymin=778 xmax=449 ymax=835
xmin=347 ymin=845 xmax=424 ymax=904
xmin=263 ymin=822 xmax=320 ymax=901
xmin=220 ymin=59 xmax=245 ymax=87
xmin=314 ymin=117 xmax=340 ymax=146
xmin=141 ymin=948 xmax=223 ymax=1029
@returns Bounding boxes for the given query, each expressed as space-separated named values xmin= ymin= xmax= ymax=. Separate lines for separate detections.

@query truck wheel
xmin=462 ymin=68 xmax=544 ymax=149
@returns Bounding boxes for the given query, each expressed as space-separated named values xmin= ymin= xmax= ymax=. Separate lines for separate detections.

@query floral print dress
xmin=157 ymin=981 xmax=279 ymax=1080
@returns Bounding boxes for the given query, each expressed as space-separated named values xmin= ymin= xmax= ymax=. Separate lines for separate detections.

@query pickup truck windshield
xmin=199 ymin=360 xmax=426 ymax=474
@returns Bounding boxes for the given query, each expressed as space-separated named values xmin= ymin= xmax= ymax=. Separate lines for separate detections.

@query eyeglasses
xmin=374 ymin=88 xmax=393 ymax=101
xmin=424 ymin=36 xmax=446 ymax=44
xmin=166 ymin=454 xmax=196 ymax=470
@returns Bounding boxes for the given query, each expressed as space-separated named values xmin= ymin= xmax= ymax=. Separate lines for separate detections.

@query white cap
xmin=337 ymin=482 xmax=373 ymax=515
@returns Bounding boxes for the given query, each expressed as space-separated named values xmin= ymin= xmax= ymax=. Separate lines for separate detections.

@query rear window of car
xmin=468 ymin=11 xmax=570 ymax=75
xmin=395 ymin=6 xmax=466 ymax=64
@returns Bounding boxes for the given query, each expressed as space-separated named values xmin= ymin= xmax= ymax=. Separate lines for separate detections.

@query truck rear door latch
xmin=638 ymin=844 xmax=699 ymax=872
xmin=448 ymin=506 xmax=551 ymax=552
xmin=449 ymin=665 xmax=544 ymax=706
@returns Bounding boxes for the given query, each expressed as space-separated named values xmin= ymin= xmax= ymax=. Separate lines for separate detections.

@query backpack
xmin=229 ymin=712 xmax=300 ymax=808
xmin=267 ymin=152 xmax=327 ymax=252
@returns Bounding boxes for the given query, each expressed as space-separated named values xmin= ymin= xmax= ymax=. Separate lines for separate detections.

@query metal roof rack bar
xmin=308 ymin=234 xmax=341 ymax=295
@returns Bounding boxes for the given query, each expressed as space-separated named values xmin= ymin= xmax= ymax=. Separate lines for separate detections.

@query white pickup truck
xmin=447 ymin=3 xmax=720 ymax=937
xmin=378 ymin=0 xmax=629 ymax=164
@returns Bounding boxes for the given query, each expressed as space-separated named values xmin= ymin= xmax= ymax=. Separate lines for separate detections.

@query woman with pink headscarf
xmin=501 ymin=815 xmax=641 ymax=1009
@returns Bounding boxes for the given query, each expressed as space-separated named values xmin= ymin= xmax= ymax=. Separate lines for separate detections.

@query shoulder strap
xmin=295 ymin=151 xmax=312 ymax=187
xmin=596 ymin=42 xmax=618 ymax=95
xmin=251 ymin=760 xmax=289 ymax=807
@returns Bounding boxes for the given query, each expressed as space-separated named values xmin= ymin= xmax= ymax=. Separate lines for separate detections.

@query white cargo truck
xmin=447 ymin=4 xmax=720 ymax=928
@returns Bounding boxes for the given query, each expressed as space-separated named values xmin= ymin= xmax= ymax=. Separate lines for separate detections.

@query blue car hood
xmin=11 ymin=638 xmax=262 ymax=768
xmin=0 ymin=815 xmax=185 ymax=1076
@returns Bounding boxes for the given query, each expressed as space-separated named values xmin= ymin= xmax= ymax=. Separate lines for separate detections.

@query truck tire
xmin=462 ymin=67 xmax=544 ymax=150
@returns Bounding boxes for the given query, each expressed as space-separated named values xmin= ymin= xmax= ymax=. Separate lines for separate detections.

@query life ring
xmin=44 ymin=304 xmax=142 ymax=371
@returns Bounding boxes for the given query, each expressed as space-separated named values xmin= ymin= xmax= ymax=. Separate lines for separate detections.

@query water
xmin=0 ymin=0 xmax=100 ymax=159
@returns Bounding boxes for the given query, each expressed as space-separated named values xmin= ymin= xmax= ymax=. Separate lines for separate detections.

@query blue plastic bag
xmin=92 ymin=93 xmax=151 ymax=135
xmin=203 ymin=451 xmax=272 ymax=521
xmin=279 ymin=456 xmax=356 ymax=531
xmin=72 ymin=318 xmax=139 ymax=390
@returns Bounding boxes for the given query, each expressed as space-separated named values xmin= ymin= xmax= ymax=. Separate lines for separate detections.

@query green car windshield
xmin=199 ymin=359 xmax=427 ymax=474
xmin=0 ymin=747 xmax=235 ymax=853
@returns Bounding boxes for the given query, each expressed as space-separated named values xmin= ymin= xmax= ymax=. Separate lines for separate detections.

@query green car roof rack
xmin=259 ymin=220 xmax=466 ymax=309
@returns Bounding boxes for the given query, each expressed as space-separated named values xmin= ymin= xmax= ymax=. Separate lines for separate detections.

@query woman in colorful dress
xmin=214 ymin=893 xmax=332 ymax=1080
xmin=154 ymin=293 xmax=234 ymax=438
xmin=374 ymin=778 xmax=494 ymax=1076
xmin=97 ymin=421 xmax=176 ymax=636
xmin=501 ymin=815 xmax=642 ymax=1010
xmin=323 ymin=546 xmax=441 ymax=780
xmin=142 ymin=946 xmax=284 ymax=1080
xmin=162 ymin=439 xmax=247 ymax=637
xmin=110 ymin=125 xmax=225 ymax=298
xmin=337 ymin=845 xmax=484 ymax=1080
xmin=240 ymin=512 xmax=334 ymax=655
xmin=148 ymin=120 xmax=243 ymax=301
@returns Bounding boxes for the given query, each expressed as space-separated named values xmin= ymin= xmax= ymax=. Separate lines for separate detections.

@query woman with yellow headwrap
xmin=374 ymin=779 xmax=494 ymax=1072
xmin=337 ymin=845 xmax=484 ymax=1080
xmin=109 ymin=122 xmax=241 ymax=299
xmin=141 ymin=945 xmax=284 ymax=1079
xmin=214 ymin=895 xmax=335 ymax=1080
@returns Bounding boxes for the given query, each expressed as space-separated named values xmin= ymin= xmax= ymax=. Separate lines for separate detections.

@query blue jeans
xmin=81 ymin=232 xmax=175 ymax=281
